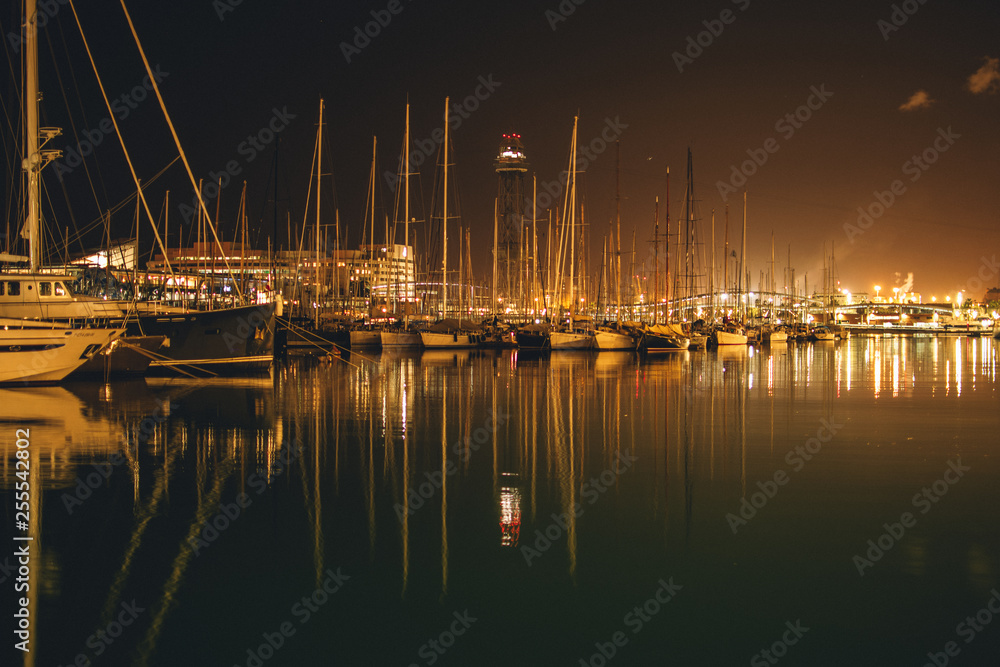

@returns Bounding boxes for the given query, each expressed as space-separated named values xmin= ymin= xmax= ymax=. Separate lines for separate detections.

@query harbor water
xmin=4 ymin=336 xmax=1000 ymax=666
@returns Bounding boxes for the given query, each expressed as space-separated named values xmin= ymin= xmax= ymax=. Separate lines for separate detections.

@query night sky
xmin=6 ymin=0 xmax=999 ymax=298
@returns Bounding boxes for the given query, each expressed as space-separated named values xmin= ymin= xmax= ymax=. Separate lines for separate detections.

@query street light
xmin=874 ymin=285 xmax=881 ymax=300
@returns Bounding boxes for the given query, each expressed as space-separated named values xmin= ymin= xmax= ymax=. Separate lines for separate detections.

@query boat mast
xmin=493 ymin=198 xmax=499 ymax=317
xmin=442 ymin=97 xmax=449 ymax=319
xmin=24 ymin=0 xmax=53 ymax=271
xmin=404 ymin=102 xmax=410 ymax=324
xmin=568 ymin=116 xmax=578 ymax=321
xmin=653 ymin=197 xmax=659 ymax=325
xmin=740 ymin=190 xmax=747 ymax=323
xmin=665 ymin=167 xmax=670 ymax=320
xmin=710 ymin=209 xmax=716 ymax=323
xmin=770 ymin=231 xmax=776 ymax=325
xmin=315 ymin=98 xmax=324 ymax=328
xmin=532 ymin=174 xmax=538 ymax=316
xmin=615 ymin=142 xmax=622 ymax=321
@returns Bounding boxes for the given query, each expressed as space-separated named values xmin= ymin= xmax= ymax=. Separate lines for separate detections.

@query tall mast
xmin=724 ymin=204 xmax=730 ymax=296
xmin=770 ymin=231 xmax=775 ymax=323
xmin=492 ymin=198 xmax=499 ymax=316
xmin=24 ymin=0 xmax=62 ymax=271
xmin=740 ymin=191 xmax=747 ymax=322
xmin=568 ymin=116 xmax=578 ymax=319
xmin=710 ymin=209 xmax=716 ymax=323
xmin=442 ymin=97 xmax=449 ymax=319
xmin=665 ymin=167 xmax=670 ymax=318
xmin=368 ymin=135 xmax=377 ymax=315
xmin=315 ymin=99 xmax=324 ymax=328
xmin=404 ymin=102 xmax=410 ymax=320
xmin=615 ymin=141 xmax=622 ymax=320
xmin=532 ymin=174 xmax=538 ymax=315
xmin=653 ymin=197 xmax=659 ymax=325
xmin=25 ymin=0 xmax=41 ymax=269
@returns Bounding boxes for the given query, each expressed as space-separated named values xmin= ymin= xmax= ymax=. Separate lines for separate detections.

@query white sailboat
xmin=1 ymin=1 xmax=122 ymax=384
xmin=550 ymin=116 xmax=594 ymax=352
xmin=0 ymin=318 xmax=121 ymax=384
xmin=419 ymin=97 xmax=480 ymax=350
xmin=381 ymin=103 xmax=421 ymax=349
xmin=712 ymin=190 xmax=748 ymax=346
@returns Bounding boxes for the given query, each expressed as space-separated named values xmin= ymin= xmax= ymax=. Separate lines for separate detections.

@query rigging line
xmin=61 ymin=156 xmax=179 ymax=248
xmin=116 ymin=0 xmax=243 ymax=299
xmin=48 ymin=16 xmax=110 ymax=214
xmin=66 ymin=0 xmax=177 ymax=287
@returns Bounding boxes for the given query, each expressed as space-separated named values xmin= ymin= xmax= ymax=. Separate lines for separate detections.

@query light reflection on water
xmin=2 ymin=336 xmax=999 ymax=666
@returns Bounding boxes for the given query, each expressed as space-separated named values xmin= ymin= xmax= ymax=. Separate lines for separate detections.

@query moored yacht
xmin=0 ymin=318 xmax=122 ymax=384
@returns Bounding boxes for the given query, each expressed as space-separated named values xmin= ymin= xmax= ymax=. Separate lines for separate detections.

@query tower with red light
xmin=494 ymin=133 xmax=528 ymax=313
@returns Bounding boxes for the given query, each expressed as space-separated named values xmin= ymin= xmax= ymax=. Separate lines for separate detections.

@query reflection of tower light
xmin=499 ymin=475 xmax=522 ymax=547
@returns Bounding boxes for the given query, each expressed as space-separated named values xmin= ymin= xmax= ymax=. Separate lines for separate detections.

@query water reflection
xmin=5 ymin=336 xmax=999 ymax=665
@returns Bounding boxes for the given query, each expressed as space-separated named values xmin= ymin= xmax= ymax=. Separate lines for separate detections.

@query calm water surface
xmin=3 ymin=336 xmax=1000 ymax=666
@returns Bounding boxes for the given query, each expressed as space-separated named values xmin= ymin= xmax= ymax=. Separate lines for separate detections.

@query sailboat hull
xmin=380 ymin=331 xmax=422 ymax=348
xmin=515 ymin=329 xmax=550 ymax=350
xmin=0 ymin=322 xmax=123 ymax=384
xmin=349 ymin=330 xmax=382 ymax=348
xmin=125 ymin=302 xmax=275 ymax=374
xmin=643 ymin=333 xmax=690 ymax=352
xmin=550 ymin=331 xmax=594 ymax=350
xmin=593 ymin=330 xmax=635 ymax=351
xmin=712 ymin=330 xmax=748 ymax=346
xmin=419 ymin=332 xmax=482 ymax=348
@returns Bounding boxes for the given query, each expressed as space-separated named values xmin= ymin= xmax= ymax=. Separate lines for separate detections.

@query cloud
xmin=898 ymin=90 xmax=934 ymax=111
xmin=966 ymin=56 xmax=1000 ymax=94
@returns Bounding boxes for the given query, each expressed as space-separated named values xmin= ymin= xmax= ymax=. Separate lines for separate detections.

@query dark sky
xmin=8 ymin=0 xmax=1000 ymax=298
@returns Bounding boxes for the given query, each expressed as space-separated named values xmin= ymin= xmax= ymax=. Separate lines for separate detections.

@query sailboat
xmin=0 ymin=0 xmax=123 ymax=384
xmin=381 ymin=103 xmax=422 ymax=349
xmin=711 ymin=190 xmax=748 ymax=346
xmin=549 ymin=116 xmax=595 ymax=351
xmin=18 ymin=1 xmax=277 ymax=374
xmin=640 ymin=182 xmax=689 ymax=352
xmin=419 ymin=97 xmax=481 ymax=349
xmin=593 ymin=146 xmax=637 ymax=352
